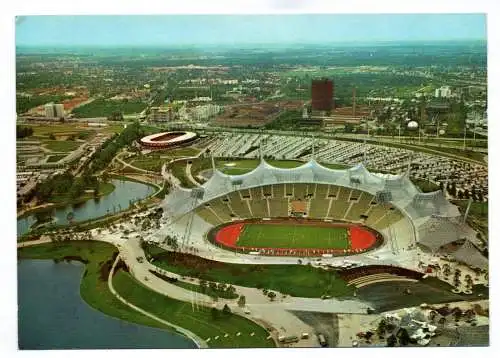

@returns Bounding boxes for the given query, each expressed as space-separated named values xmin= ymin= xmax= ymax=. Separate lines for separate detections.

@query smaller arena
xmin=140 ymin=131 xmax=197 ymax=149
xmin=209 ymin=218 xmax=383 ymax=256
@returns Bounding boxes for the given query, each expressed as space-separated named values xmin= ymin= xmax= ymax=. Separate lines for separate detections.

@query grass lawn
xmin=191 ymin=158 xmax=348 ymax=177
xmin=218 ymin=159 xmax=303 ymax=175
xmin=31 ymin=123 xmax=90 ymax=136
xmin=17 ymin=241 xmax=171 ymax=331
xmin=72 ymin=99 xmax=147 ymax=118
xmin=237 ymin=223 xmax=349 ymax=249
xmin=147 ymin=250 xmax=354 ymax=298
xmin=413 ymin=178 xmax=440 ymax=193
xmin=167 ymin=280 xmax=239 ymax=300
xmin=453 ymin=200 xmax=488 ymax=218
xmin=127 ymin=147 xmax=200 ymax=173
xmin=130 ymin=158 xmax=164 ymax=172
xmin=113 ymin=270 xmax=275 ymax=348
xmin=43 ymin=140 xmax=82 ymax=152
xmin=49 ymin=181 xmax=116 ymax=204
xmin=170 ymin=161 xmax=197 ymax=188
xmin=452 ymin=200 xmax=488 ymax=240
xmin=46 ymin=154 xmax=67 ymax=163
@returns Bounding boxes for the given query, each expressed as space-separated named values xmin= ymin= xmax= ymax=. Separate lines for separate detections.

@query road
xmin=107 ymin=255 xmax=208 ymax=348
xmin=17 ymin=230 xmax=371 ymax=348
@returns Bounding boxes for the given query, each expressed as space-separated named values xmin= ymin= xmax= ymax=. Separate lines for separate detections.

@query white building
xmin=434 ymin=86 xmax=452 ymax=98
xmin=54 ymin=104 xmax=65 ymax=118
xmin=44 ymin=103 xmax=55 ymax=118
xmin=191 ymin=104 xmax=221 ymax=121
xmin=44 ymin=103 xmax=65 ymax=118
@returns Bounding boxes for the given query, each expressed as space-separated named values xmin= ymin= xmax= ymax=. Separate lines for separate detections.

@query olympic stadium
xmin=152 ymin=157 xmax=486 ymax=273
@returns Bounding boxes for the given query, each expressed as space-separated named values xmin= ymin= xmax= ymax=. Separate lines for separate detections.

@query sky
xmin=15 ymin=14 xmax=487 ymax=47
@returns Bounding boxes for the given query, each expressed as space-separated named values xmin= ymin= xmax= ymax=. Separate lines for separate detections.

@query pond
xmin=17 ymin=259 xmax=197 ymax=349
xmin=17 ymin=179 xmax=155 ymax=236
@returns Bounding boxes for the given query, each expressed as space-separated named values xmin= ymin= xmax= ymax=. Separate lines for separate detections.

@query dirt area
xmin=355 ymin=280 xmax=486 ymax=312
xmin=212 ymin=100 xmax=303 ymax=127
xmin=291 ymin=311 xmax=339 ymax=347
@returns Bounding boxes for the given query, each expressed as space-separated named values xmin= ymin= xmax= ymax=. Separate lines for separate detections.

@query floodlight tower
xmin=181 ymin=187 xmax=205 ymax=251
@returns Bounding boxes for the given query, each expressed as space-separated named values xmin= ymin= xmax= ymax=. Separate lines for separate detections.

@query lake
xmin=17 ymin=259 xmax=197 ymax=349
xmin=17 ymin=179 xmax=155 ymax=236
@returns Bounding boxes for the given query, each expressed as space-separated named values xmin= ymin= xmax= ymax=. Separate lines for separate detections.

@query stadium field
xmin=237 ymin=223 xmax=350 ymax=249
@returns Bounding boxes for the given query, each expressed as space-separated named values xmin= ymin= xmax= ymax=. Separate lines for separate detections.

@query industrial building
xmin=311 ymin=78 xmax=334 ymax=112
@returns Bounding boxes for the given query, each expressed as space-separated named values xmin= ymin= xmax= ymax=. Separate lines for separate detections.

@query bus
xmin=278 ymin=335 xmax=299 ymax=344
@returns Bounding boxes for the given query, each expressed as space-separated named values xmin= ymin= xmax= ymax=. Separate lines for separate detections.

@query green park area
xmin=190 ymin=157 xmax=347 ymax=178
xmin=113 ymin=271 xmax=274 ymax=348
xmin=46 ymin=154 xmax=67 ymax=163
xmin=18 ymin=123 xmax=125 ymax=142
xmin=412 ymin=179 xmax=440 ymax=193
xmin=17 ymin=242 xmax=172 ymax=331
xmin=18 ymin=241 xmax=275 ymax=348
xmin=237 ymin=223 xmax=349 ymax=249
xmin=128 ymin=147 xmax=200 ymax=172
xmin=72 ymin=99 xmax=147 ymax=118
xmin=43 ymin=140 xmax=82 ymax=152
xmin=146 ymin=248 xmax=354 ymax=298
xmin=34 ymin=171 xmax=116 ymax=205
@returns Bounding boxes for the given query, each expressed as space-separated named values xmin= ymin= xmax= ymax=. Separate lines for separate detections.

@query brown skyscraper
xmin=311 ymin=78 xmax=334 ymax=111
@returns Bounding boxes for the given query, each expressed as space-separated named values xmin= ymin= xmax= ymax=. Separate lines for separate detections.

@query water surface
xmin=18 ymin=259 xmax=196 ymax=349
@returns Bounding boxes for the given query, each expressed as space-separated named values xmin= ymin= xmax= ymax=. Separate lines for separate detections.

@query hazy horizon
xmin=16 ymin=14 xmax=486 ymax=47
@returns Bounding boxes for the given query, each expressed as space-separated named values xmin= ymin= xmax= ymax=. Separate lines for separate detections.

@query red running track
xmin=215 ymin=223 xmax=244 ymax=248
xmin=349 ymin=226 xmax=377 ymax=250
xmin=213 ymin=222 xmax=379 ymax=256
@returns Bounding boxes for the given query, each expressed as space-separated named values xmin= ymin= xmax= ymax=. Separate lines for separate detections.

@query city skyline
xmin=16 ymin=14 xmax=486 ymax=47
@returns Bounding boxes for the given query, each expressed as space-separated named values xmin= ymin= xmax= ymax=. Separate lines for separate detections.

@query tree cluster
xmin=89 ymin=122 xmax=144 ymax=173
xmin=199 ymin=280 xmax=237 ymax=299
xmin=16 ymin=125 xmax=34 ymax=139
xmin=35 ymin=171 xmax=99 ymax=202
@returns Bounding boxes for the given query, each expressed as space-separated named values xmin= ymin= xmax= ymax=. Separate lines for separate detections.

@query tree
xmin=237 ymin=295 xmax=246 ymax=307
xmin=170 ymin=237 xmax=179 ymax=252
xmin=449 ymin=182 xmax=457 ymax=197
xmin=398 ymin=328 xmax=410 ymax=346
xmin=377 ymin=320 xmax=387 ymax=337
xmin=344 ymin=123 xmax=354 ymax=133
xmin=222 ymin=304 xmax=231 ymax=316
xmin=267 ymin=291 xmax=276 ymax=301
xmin=210 ymin=307 xmax=219 ymax=320
xmin=386 ymin=334 xmax=397 ymax=347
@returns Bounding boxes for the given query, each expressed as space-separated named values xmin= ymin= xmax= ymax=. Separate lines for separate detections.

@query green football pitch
xmin=236 ymin=223 xmax=350 ymax=249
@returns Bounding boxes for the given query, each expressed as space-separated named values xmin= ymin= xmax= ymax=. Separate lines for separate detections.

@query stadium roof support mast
xmin=259 ymin=138 xmax=264 ymax=162
xmin=181 ymin=187 xmax=205 ymax=251
xmin=211 ymin=153 xmax=216 ymax=172
xmin=311 ymin=135 xmax=316 ymax=160
xmin=463 ymin=197 xmax=473 ymax=224
xmin=406 ymin=153 xmax=413 ymax=176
